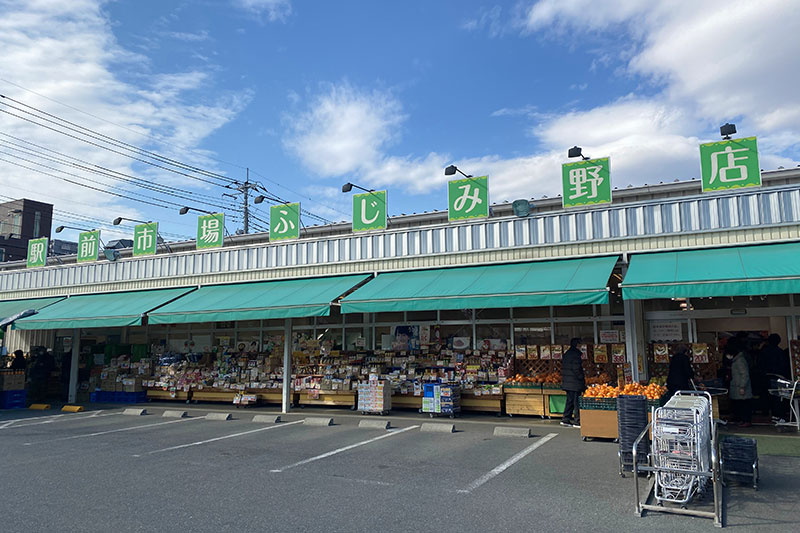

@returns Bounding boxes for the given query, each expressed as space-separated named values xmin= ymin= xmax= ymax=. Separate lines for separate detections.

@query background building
xmin=0 ymin=198 xmax=53 ymax=262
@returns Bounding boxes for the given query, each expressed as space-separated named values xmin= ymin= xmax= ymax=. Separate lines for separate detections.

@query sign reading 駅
xmin=448 ymin=176 xmax=489 ymax=221
xmin=352 ymin=190 xmax=387 ymax=232
xmin=196 ymin=213 xmax=225 ymax=249
xmin=26 ymin=237 xmax=48 ymax=268
xmin=133 ymin=222 xmax=159 ymax=257
xmin=700 ymin=137 xmax=761 ymax=192
xmin=561 ymin=157 xmax=612 ymax=208
xmin=77 ymin=230 xmax=100 ymax=263
xmin=270 ymin=203 xmax=300 ymax=241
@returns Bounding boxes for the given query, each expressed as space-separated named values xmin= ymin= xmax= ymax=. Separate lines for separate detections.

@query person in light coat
xmin=728 ymin=341 xmax=753 ymax=427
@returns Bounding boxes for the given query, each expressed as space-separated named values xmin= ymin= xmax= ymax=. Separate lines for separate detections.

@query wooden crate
xmin=298 ymin=390 xmax=356 ymax=407
xmin=505 ymin=388 xmax=545 ymax=416
xmin=461 ymin=394 xmax=503 ymax=413
xmin=391 ymin=393 xmax=423 ymax=410
xmin=146 ymin=389 xmax=190 ymax=401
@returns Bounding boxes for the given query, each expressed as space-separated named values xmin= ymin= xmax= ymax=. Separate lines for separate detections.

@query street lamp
xmin=179 ymin=206 xmax=213 ymax=216
xmin=444 ymin=165 xmax=472 ymax=178
xmin=341 ymin=182 xmax=374 ymax=193
xmin=112 ymin=216 xmax=151 ymax=226
xmin=568 ymin=146 xmax=590 ymax=161
xmin=55 ymin=225 xmax=95 ymax=233
xmin=720 ymin=123 xmax=736 ymax=140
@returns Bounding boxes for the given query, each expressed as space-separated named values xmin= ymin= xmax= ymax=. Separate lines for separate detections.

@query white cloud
xmin=285 ymin=83 xmax=405 ymax=177
xmin=233 ymin=0 xmax=292 ymax=22
xmin=0 ymin=0 xmax=249 ymax=238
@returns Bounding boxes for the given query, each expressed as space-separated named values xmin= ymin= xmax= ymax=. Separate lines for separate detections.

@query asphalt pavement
xmin=0 ymin=405 xmax=797 ymax=532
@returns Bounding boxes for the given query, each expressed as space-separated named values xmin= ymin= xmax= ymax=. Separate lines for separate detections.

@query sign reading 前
xmin=352 ymin=190 xmax=387 ymax=232
xmin=561 ymin=157 xmax=611 ymax=208
xmin=77 ymin=230 xmax=100 ymax=263
xmin=700 ymin=137 xmax=761 ymax=192
xmin=448 ymin=176 xmax=489 ymax=221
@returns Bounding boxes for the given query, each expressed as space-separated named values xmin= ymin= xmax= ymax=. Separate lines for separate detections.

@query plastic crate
xmin=1 ymin=389 xmax=27 ymax=409
xmin=90 ymin=392 xmax=98 ymax=403
xmin=541 ymin=383 xmax=563 ymax=390
xmin=579 ymin=397 xmax=617 ymax=411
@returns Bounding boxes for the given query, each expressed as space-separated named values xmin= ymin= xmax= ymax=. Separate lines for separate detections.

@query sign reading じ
xmin=133 ymin=222 xmax=159 ymax=256
xmin=352 ymin=190 xmax=387 ymax=232
xmin=561 ymin=157 xmax=611 ymax=208
xmin=196 ymin=213 xmax=224 ymax=249
xmin=699 ymin=137 xmax=761 ymax=192
xmin=77 ymin=230 xmax=100 ymax=263
xmin=26 ymin=237 xmax=48 ymax=268
xmin=448 ymin=176 xmax=489 ymax=221
xmin=270 ymin=203 xmax=300 ymax=241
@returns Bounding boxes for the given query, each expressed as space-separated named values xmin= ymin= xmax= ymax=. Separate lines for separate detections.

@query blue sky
xmin=1 ymin=0 xmax=799 ymax=241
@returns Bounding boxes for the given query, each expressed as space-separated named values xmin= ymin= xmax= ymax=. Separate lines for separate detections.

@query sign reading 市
xmin=133 ymin=222 xmax=159 ymax=257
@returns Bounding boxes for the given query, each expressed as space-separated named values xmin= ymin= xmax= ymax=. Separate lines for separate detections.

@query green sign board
xmin=700 ymin=137 xmax=761 ymax=192
xmin=196 ymin=213 xmax=225 ymax=249
xmin=270 ymin=203 xmax=300 ymax=241
xmin=26 ymin=237 xmax=48 ymax=268
xmin=561 ymin=157 xmax=612 ymax=208
xmin=77 ymin=230 xmax=100 ymax=263
xmin=447 ymin=176 xmax=489 ymax=221
xmin=133 ymin=222 xmax=159 ymax=257
xmin=352 ymin=190 xmax=387 ymax=232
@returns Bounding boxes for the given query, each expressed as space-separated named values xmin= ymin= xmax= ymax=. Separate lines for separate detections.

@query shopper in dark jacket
xmin=10 ymin=350 xmax=27 ymax=370
xmin=759 ymin=334 xmax=791 ymax=418
xmin=666 ymin=344 xmax=694 ymax=398
xmin=561 ymin=338 xmax=585 ymax=428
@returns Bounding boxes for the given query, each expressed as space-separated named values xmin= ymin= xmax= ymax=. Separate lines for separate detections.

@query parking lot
xmin=1 ymin=406 xmax=798 ymax=532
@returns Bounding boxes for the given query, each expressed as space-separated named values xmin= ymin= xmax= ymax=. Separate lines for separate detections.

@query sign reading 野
xmin=270 ymin=203 xmax=300 ymax=241
xmin=352 ymin=190 xmax=387 ymax=232
xmin=26 ymin=237 xmax=48 ymax=268
xmin=196 ymin=213 xmax=224 ymax=249
xmin=561 ymin=157 xmax=612 ymax=208
xmin=699 ymin=137 xmax=761 ymax=192
xmin=77 ymin=230 xmax=100 ymax=263
xmin=448 ymin=176 xmax=489 ymax=221
xmin=133 ymin=222 xmax=159 ymax=257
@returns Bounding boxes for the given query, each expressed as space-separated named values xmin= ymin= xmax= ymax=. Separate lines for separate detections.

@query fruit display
xmin=505 ymin=372 xmax=562 ymax=385
xmin=586 ymin=372 xmax=612 ymax=385
xmin=583 ymin=381 xmax=667 ymax=400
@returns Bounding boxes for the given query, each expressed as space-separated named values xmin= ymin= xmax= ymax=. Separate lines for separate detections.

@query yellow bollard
xmin=29 ymin=404 xmax=51 ymax=410
xmin=61 ymin=405 xmax=84 ymax=413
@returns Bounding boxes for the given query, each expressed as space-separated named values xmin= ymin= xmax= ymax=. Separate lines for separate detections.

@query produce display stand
xmin=298 ymin=389 xmax=356 ymax=408
xmin=460 ymin=388 xmax=503 ymax=414
xmin=192 ymin=389 xmax=238 ymax=403
xmin=391 ymin=392 xmax=423 ymax=410
xmin=579 ymin=397 xmax=619 ymax=440
xmin=233 ymin=392 xmax=258 ymax=407
xmin=146 ymin=389 xmax=191 ymax=402
xmin=421 ymin=383 xmax=461 ymax=418
xmin=254 ymin=389 xmax=298 ymax=406
xmin=504 ymin=385 xmax=545 ymax=417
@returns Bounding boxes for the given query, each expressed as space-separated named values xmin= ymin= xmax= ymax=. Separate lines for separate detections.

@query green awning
xmin=340 ymin=256 xmax=618 ymax=314
xmin=622 ymin=242 xmax=800 ymax=300
xmin=0 ymin=296 xmax=65 ymax=323
xmin=13 ymin=287 xmax=195 ymax=330
xmin=147 ymin=274 xmax=371 ymax=325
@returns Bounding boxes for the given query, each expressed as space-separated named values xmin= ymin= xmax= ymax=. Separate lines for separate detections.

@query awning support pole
xmin=282 ymin=318 xmax=292 ymax=414
xmin=68 ymin=328 xmax=80 ymax=404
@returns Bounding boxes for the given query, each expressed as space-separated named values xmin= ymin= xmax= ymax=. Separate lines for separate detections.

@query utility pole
xmin=243 ymin=168 xmax=250 ymax=234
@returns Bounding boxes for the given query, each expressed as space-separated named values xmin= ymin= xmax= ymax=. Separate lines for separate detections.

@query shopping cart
xmin=768 ymin=378 xmax=799 ymax=431
xmin=632 ymin=390 xmax=723 ymax=527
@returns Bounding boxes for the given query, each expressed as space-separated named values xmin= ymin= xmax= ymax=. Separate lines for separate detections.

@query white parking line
xmin=24 ymin=417 xmax=203 ymax=445
xmin=457 ymin=432 xmax=558 ymax=494
xmin=0 ymin=411 xmax=120 ymax=430
xmin=139 ymin=420 xmax=305 ymax=456
xmin=270 ymin=425 xmax=419 ymax=473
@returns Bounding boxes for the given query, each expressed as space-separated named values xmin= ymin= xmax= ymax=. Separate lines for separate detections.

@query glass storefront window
xmin=513 ymin=324 xmax=551 ymax=345
xmin=345 ymin=312 xmax=368 ymax=324
xmin=376 ymin=312 xmax=404 ymax=323
xmin=317 ymin=306 xmax=343 ymax=325
xmin=476 ymin=324 xmax=510 ymax=352
xmin=407 ymin=310 xmax=437 ymax=322
xmin=553 ymin=322 xmax=594 ymax=344
xmin=513 ymin=307 xmax=550 ymax=319
xmin=317 ymin=327 xmax=343 ymax=351
xmin=237 ymin=320 xmax=261 ymax=329
xmin=440 ymin=309 xmax=473 ymax=321
xmin=475 ymin=308 xmax=510 ymax=320
xmin=439 ymin=324 xmax=473 ymax=349
xmin=553 ymin=305 xmax=594 ymax=317
xmin=344 ymin=327 xmax=369 ymax=351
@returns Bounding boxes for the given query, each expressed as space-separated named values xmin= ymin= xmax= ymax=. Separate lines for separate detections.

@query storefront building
xmin=1 ymin=169 xmax=799 ymax=417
